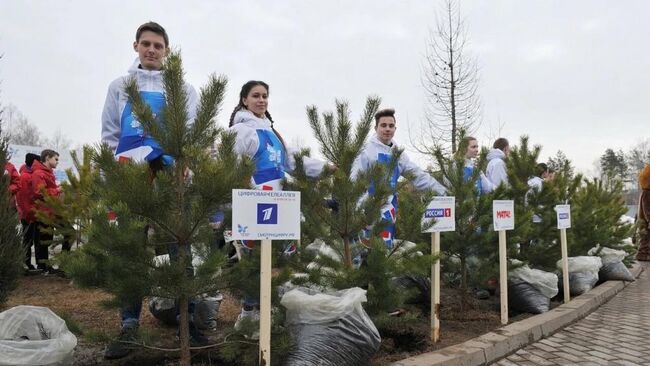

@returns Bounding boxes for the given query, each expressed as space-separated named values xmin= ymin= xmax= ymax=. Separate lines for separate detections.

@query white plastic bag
xmin=557 ymin=256 xmax=602 ymax=275
xmin=282 ymin=287 xmax=368 ymax=325
xmin=587 ymin=246 xmax=627 ymax=265
xmin=509 ymin=261 xmax=559 ymax=299
xmin=0 ymin=306 xmax=77 ymax=366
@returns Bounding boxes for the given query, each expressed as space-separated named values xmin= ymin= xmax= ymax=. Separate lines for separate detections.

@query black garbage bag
xmin=599 ymin=261 xmax=635 ymax=282
xmin=281 ymin=287 xmax=381 ymax=366
xmin=508 ymin=281 xmax=550 ymax=314
xmin=558 ymin=272 xmax=599 ymax=297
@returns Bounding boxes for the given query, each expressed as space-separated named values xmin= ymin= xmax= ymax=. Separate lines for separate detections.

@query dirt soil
xmin=3 ymin=275 xmax=538 ymax=366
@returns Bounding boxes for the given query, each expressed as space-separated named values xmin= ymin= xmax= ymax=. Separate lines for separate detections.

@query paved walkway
xmin=492 ymin=263 xmax=650 ymax=366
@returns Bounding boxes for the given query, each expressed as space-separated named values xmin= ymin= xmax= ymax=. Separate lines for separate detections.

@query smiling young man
xmin=351 ymin=108 xmax=446 ymax=249
xmin=101 ymin=22 xmax=203 ymax=360
xmin=101 ymin=21 xmax=198 ymax=165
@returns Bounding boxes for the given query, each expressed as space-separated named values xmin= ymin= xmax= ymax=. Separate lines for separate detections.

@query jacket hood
xmin=19 ymin=164 xmax=32 ymax=174
xmin=128 ymin=57 xmax=163 ymax=76
xmin=231 ymin=109 xmax=271 ymax=129
xmin=31 ymin=160 xmax=52 ymax=173
xmin=369 ymin=133 xmax=396 ymax=150
xmin=487 ymin=148 xmax=506 ymax=162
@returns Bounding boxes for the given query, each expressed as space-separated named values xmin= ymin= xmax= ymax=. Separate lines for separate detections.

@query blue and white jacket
xmin=352 ymin=134 xmax=447 ymax=196
xmin=351 ymin=134 xmax=446 ymax=248
xmin=101 ymin=58 xmax=199 ymax=162
xmin=230 ymin=110 xmax=326 ymax=191
xmin=463 ymin=158 xmax=495 ymax=194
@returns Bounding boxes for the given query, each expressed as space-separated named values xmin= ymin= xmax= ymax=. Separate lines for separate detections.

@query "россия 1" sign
xmin=422 ymin=196 xmax=455 ymax=232
xmin=231 ymin=189 xmax=301 ymax=240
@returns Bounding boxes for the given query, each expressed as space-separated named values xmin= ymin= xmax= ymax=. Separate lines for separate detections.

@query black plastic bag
xmin=508 ymin=281 xmax=550 ymax=314
xmin=599 ymin=262 xmax=635 ymax=282
xmin=282 ymin=287 xmax=381 ymax=366
xmin=558 ymin=272 xmax=599 ymax=296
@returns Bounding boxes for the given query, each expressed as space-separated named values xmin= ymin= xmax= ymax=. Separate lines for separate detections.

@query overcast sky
xmin=1 ymin=0 xmax=647 ymax=174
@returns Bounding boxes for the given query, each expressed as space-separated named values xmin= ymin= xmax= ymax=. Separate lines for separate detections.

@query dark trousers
xmin=35 ymin=221 xmax=73 ymax=269
xmin=21 ymin=220 xmax=38 ymax=267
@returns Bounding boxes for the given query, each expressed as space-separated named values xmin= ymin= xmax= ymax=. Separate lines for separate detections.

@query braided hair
xmin=229 ymin=80 xmax=287 ymax=151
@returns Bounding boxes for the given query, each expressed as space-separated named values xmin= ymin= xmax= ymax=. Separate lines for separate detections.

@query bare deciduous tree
xmin=418 ymin=0 xmax=482 ymax=155
xmin=3 ymin=104 xmax=42 ymax=146
xmin=43 ymin=129 xmax=72 ymax=152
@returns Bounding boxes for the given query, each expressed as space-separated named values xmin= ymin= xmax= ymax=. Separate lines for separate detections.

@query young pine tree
xmin=36 ymin=146 xmax=99 ymax=254
xmin=61 ymin=51 xmax=251 ymax=365
xmin=0 ymin=133 xmax=23 ymax=306
xmin=432 ymin=142 xmax=499 ymax=314
xmin=569 ymin=178 xmax=634 ymax=258
xmin=286 ymin=98 xmax=434 ymax=315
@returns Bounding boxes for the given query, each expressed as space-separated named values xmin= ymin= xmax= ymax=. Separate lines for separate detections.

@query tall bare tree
xmin=3 ymin=104 xmax=42 ymax=146
xmin=419 ymin=0 xmax=481 ymax=155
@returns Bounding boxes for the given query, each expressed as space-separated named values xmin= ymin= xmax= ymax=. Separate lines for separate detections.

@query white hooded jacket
xmin=351 ymin=134 xmax=446 ymax=195
xmin=230 ymin=109 xmax=326 ymax=190
xmin=486 ymin=148 xmax=509 ymax=188
xmin=101 ymin=58 xmax=199 ymax=161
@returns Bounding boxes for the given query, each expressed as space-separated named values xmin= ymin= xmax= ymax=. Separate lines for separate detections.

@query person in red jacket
xmin=31 ymin=149 xmax=71 ymax=271
xmin=16 ymin=153 xmax=40 ymax=270
xmin=4 ymin=159 xmax=20 ymax=209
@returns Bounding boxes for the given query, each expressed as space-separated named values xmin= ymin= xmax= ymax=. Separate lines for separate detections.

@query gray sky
xmin=1 ymin=0 xmax=647 ymax=174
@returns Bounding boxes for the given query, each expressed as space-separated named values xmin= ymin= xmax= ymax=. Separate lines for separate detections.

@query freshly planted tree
xmin=431 ymin=143 xmax=499 ymax=313
xmin=286 ymin=98 xmax=434 ymax=316
xmin=569 ymin=178 xmax=634 ymax=258
xmin=60 ymin=51 xmax=252 ymax=365
xmin=0 ymin=130 xmax=23 ymax=306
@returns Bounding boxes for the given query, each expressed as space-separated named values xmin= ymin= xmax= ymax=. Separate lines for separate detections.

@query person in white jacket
xmin=229 ymin=81 xmax=326 ymax=191
xmin=101 ymin=23 xmax=198 ymax=167
xmin=228 ymin=80 xmax=328 ymax=337
xmin=351 ymin=108 xmax=446 ymax=250
xmin=486 ymin=138 xmax=510 ymax=188
xmin=527 ymin=163 xmax=553 ymax=223
xmin=101 ymin=22 xmax=203 ymax=360
xmin=458 ymin=136 xmax=495 ymax=194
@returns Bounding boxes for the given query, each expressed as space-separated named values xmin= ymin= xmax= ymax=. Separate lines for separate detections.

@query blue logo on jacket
xmin=116 ymin=91 xmax=167 ymax=162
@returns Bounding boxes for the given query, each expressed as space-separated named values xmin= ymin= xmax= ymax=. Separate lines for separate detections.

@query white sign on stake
xmin=555 ymin=204 xmax=571 ymax=229
xmin=422 ymin=196 xmax=456 ymax=232
xmin=231 ymin=189 xmax=301 ymax=240
xmin=493 ymin=200 xmax=515 ymax=231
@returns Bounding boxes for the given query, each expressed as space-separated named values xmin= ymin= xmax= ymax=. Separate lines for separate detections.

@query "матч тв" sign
xmin=492 ymin=200 xmax=515 ymax=231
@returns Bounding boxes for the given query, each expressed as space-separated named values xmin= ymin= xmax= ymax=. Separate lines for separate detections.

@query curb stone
xmin=391 ymin=263 xmax=643 ymax=366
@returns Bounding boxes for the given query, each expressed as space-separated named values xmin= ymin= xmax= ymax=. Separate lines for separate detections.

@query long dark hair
xmin=229 ymin=80 xmax=286 ymax=151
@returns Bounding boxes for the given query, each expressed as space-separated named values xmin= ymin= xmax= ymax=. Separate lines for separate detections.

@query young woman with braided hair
xmin=228 ymin=80 xmax=330 ymax=337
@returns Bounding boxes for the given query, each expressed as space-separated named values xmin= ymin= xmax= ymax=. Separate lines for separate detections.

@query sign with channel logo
xmin=231 ymin=189 xmax=301 ymax=240
xmin=422 ymin=196 xmax=455 ymax=232
xmin=492 ymin=200 xmax=515 ymax=231
xmin=555 ymin=204 xmax=571 ymax=229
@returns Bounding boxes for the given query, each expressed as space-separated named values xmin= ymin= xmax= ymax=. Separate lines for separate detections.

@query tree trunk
xmin=343 ymin=236 xmax=353 ymax=269
xmin=460 ymin=254 xmax=467 ymax=314
xmin=178 ymin=296 xmax=191 ymax=366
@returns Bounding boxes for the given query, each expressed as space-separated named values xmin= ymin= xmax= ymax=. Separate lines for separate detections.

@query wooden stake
xmin=431 ymin=231 xmax=441 ymax=343
xmin=560 ymin=228 xmax=570 ymax=304
xmin=259 ymin=239 xmax=272 ymax=365
xmin=498 ymin=230 xmax=508 ymax=325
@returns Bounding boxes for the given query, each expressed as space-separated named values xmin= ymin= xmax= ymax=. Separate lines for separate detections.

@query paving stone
xmin=487 ymin=264 xmax=650 ymax=366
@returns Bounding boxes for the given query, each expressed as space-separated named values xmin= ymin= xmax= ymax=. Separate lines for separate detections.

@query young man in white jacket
xmin=351 ymin=108 xmax=446 ymax=249
xmin=101 ymin=22 xmax=203 ymax=359
xmin=486 ymin=138 xmax=510 ymax=188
